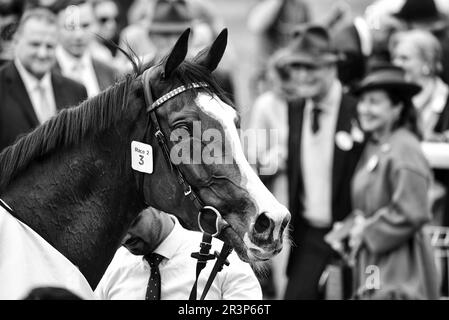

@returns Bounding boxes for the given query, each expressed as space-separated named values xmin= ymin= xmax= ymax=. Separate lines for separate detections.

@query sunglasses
xmin=198 ymin=206 xmax=229 ymax=237
xmin=98 ymin=16 xmax=118 ymax=24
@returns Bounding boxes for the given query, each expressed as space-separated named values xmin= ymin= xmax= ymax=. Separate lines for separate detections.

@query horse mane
xmin=0 ymin=51 xmax=231 ymax=194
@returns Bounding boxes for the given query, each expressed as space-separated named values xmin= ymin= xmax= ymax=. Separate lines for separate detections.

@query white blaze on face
xmin=195 ymin=94 xmax=289 ymax=247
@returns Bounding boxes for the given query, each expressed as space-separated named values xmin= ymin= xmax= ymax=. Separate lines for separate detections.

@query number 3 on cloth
xmin=131 ymin=141 xmax=153 ymax=174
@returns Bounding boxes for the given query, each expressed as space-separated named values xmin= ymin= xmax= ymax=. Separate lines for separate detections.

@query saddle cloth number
xmin=131 ymin=141 xmax=153 ymax=174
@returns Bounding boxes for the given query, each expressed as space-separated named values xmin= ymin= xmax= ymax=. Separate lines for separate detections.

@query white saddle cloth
xmin=0 ymin=205 xmax=94 ymax=299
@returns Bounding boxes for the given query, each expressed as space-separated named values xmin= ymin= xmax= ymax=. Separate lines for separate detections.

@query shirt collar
xmin=14 ymin=58 xmax=52 ymax=90
xmin=307 ymin=80 xmax=342 ymax=113
xmin=56 ymin=46 xmax=92 ymax=71
xmin=141 ymin=215 xmax=187 ymax=262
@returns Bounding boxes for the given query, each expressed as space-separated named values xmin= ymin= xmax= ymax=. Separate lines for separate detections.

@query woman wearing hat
xmin=336 ymin=65 xmax=440 ymax=299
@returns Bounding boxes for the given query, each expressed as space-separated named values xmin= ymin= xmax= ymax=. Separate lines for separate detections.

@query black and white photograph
xmin=1 ymin=0 xmax=449 ymax=314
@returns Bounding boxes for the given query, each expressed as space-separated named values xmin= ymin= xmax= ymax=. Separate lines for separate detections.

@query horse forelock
xmin=0 ymin=74 xmax=136 ymax=193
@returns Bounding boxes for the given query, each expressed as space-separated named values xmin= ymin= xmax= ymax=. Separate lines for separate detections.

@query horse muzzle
xmin=244 ymin=211 xmax=290 ymax=260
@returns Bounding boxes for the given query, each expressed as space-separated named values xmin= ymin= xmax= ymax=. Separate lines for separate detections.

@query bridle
xmin=138 ymin=67 xmax=230 ymax=236
xmin=138 ymin=68 xmax=233 ymax=300
xmin=138 ymin=68 xmax=204 ymax=211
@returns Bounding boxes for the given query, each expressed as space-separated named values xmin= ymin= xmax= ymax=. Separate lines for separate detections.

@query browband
xmin=148 ymin=82 xmax=209 ymax=113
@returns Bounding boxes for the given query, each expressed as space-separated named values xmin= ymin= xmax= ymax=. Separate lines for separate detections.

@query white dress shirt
xmin=301 ymin=80 xmax=342 ymax=227
xmin=15 ymin=59 xmax=57 ymax=124
xmin=95 ymin=216 xmax=263 ymax=300
xmin=56 ymin=46 xmax=100 ymax=97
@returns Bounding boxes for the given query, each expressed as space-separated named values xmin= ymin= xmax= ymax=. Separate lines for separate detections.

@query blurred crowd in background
xmin=2 ymin=0 xmax=449 ymax=300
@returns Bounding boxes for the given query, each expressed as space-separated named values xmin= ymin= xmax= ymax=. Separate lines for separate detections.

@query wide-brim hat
xmin=149 ymin=0 xmax=193 ymax=35
xmin=353 ymin=64 xmax=421 ymax=98
xmin=393 ymin=0 xmax=448 ymax=31
xmin=281 ymin=24 xmax=340 ymax=66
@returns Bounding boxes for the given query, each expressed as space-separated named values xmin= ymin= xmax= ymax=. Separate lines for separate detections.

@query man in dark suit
xmin=277 ymin=25 xmax=364 ymax=299
xmin=0 ymin=7 xmax=87 ymax=151
xmin=54 ymin=0 xmax=118 ymax=97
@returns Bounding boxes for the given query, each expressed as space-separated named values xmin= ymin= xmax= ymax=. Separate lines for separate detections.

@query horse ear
xmin=194 ymin=28 xmax=228 ymax=72
xmin=163 ymin=28 xmax=190 ymax=79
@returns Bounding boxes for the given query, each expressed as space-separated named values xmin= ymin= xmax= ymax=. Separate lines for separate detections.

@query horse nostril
xmin=254 ymin=212 xmax=272 ymax=234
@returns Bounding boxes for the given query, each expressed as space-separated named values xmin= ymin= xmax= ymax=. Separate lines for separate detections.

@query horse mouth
xmin=218 ymin=221 xmax=283 ymax=263
xmin=248 ymin=248 xmax=275 ymax=261
xmin=218 ymin=223 xmax=253 ymax=262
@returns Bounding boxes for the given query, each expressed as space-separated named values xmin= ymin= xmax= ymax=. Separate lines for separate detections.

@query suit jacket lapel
xmin=5 ymin=63 xmax=39 ymax=127
xmin=53 ymin=60 xmax=62 ymax=74
xmin=332 ymin=94 xmax=353 ymax=205
xmin=92 ymin=59 xmax=107 ymax=91
xmin=52 ymin=73 xmax=66 ymax=110
xmin=287 ymin=98 xmax=305 ymax=216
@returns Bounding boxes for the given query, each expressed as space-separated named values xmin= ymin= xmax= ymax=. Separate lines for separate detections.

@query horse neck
xmin=2 ymin=126 xmax=147 ymax=289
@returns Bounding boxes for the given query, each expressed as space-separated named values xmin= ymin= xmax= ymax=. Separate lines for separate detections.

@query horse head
xmin=0 ymin=28 xmax=291 ymax=292
xmin=133 ymin=29 xmax=291 ymax=262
